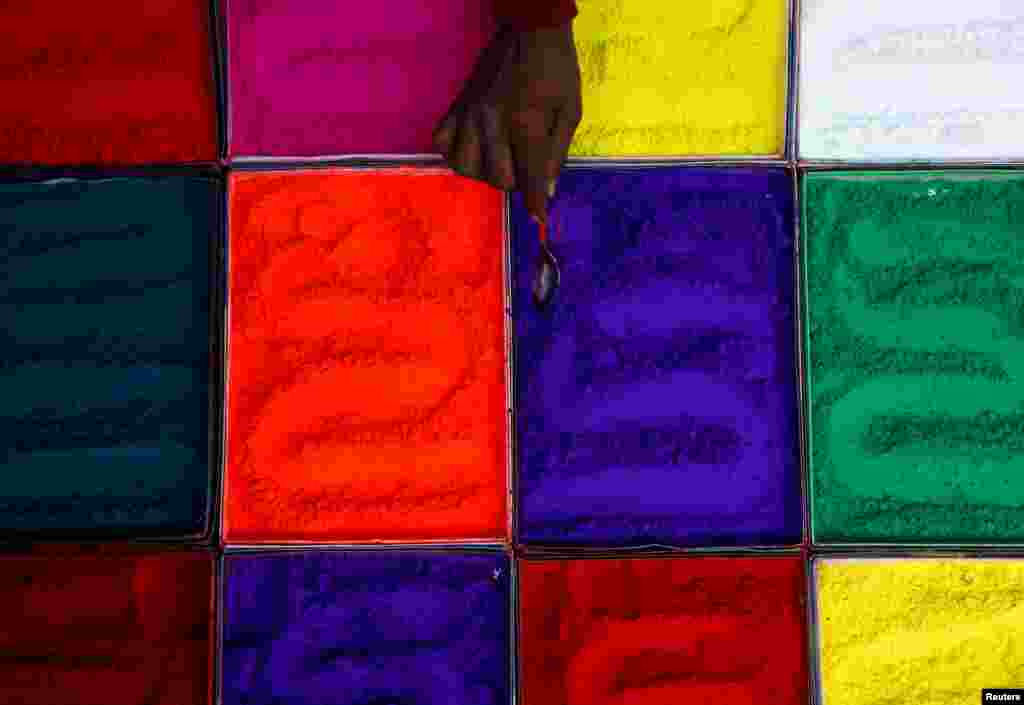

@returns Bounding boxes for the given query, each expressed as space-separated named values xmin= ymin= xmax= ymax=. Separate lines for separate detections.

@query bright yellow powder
xmin=571 ymin=0 xmax=790 ymax=157
xmin=816 ymin=559 xmax=1024 ymax=705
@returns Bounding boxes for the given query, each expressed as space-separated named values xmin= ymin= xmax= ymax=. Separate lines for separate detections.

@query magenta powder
xmin=226 ymin=0 xmax=495 ymax=157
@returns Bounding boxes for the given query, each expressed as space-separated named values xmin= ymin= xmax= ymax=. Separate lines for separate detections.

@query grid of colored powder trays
xmin=2 ymin=1 xmax=1024 ymax=704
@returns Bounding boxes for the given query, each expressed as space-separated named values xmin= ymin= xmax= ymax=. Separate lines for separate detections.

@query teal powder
xmin=802 ymin=171 xmax=1024 ymax=544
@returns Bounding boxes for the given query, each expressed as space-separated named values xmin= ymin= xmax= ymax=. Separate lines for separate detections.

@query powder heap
xmin=0 ymin=548 xmax=214 ymax=705
xmin=803 ymin=171 xmax=1024 ymax=543
xmin=226 ymin=169 xmax=507 ymax=543
xmin=816 ymin=558 xmax=1024 ymax=705
xmin=222 ymin=550 xmax=510 ymax=705
xmin=571 ymin=0 xmax=789 ymax=157
xmin=799 ymin=0 xmax=1024 ymax=161
xmin=226 ymin=0 xmax=493 ymax=157
xmin=513 ymin=166 xmax=800 ymax=548
xmin=0 ymin=0 xmax=218 ymax=165
xmin=519 ymin=555 xmax=808 ymax=705
xmin=0 ymin=177 xmax=217 ymax=537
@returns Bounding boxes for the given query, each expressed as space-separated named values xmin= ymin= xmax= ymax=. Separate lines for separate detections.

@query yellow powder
xmin=571 ymin=0 xmax=789 ymax=157
xmin=816 ymin=559 xmax=1024 ymax=705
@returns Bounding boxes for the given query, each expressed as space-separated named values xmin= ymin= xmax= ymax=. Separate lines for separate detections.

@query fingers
xmin=516 ymin=140 xmax=551 ymax=223
xmin=433 ymin=111 xmax=458 ymax=156
xmin=546 ymin=105 xmax=582 ymax=189
xmin=509 ymin=110 xmax=556 ymax=223
xmin=433 ymin=30 xmax=513 ymax=159
xmin=452 ymin=112 xmax=483 ymax=180
xmin=438 ymin=107 xmax=513 ymax=191
xmin=478 ymin=105 xmax=515 ymax=191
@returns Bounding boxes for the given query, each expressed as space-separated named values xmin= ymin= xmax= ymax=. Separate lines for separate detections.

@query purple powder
xmin=225 ymin=0 xmax=494 ymax=157
xmin=221 ymin=550 xmax=510 ymax=705
xmin=512 ymin=167 xmax=801 ymax=548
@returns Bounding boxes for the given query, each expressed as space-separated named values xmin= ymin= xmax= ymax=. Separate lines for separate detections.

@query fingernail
xmin=547 ymin=179 xmax=557 ymax=198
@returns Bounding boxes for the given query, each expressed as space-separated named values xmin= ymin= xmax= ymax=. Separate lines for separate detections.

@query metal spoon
xmin=531 ymin=218 xmax=560 ymax=310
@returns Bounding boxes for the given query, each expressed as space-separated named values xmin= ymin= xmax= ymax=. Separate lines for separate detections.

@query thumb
xmin=511 ymin=126 xmax=554 ymax=224
xmin=522 ymin=177 xmax=549 ymax=225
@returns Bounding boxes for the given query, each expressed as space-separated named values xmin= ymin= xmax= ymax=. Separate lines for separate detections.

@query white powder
xmin=798 ymin=0 xmax=1024 ymax=161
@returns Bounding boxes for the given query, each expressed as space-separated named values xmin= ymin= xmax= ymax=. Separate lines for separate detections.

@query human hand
xmin=433 ymin=24 xmax=582 ymax=224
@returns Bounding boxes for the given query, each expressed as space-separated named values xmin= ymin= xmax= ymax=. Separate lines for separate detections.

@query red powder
xmin=0 ymin=548 xmax=214 ymax=705
xmin=519 ymin=555 xmax=808 ymax=705
xmin=226 ymin=168 xmax=508 ymax=543
xmin=0 ymin=0 xmax=218 ymax=165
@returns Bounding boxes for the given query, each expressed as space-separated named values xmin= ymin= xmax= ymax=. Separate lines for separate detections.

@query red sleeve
xmin=493 ymin=0 xmax=578 ymax=30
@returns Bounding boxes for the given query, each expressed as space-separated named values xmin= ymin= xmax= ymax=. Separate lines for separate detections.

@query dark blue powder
xmin=0 ymin=176 xmax=219 ymax=538
xmin=512 ymin=166 xmax=801 ymax=548
xmin=221 ymin=550 xmax=511 ymax=705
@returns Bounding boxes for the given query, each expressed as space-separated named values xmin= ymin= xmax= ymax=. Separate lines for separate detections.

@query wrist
xmin=515 ymin=23 xmax=574 ymax=45
xmin=500 ymin=19 xmax=574 ymax=34
xmin=493 ymin=0 xmax=577 ymax=32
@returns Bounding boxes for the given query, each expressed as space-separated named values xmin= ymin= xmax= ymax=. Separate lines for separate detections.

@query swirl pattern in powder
xmin=0 ymin=177 xmax=217 ymax=536
xmin=571 ymin=0 xmax=789 ymax=156
xmin=225 ymin=0 xmax=493 ymax=157
xmin=0 ymin=549 xmax=214 ymax=705
xmin=221 ymin=551 xmax=510 ymax=705
xmin=803 ymin=171 xmax=1024 ymax=543
xmin=513 ymin=166 xmax=800 ymax=548
xmin=0 ymin=0 xmax=217 ymax=164
xmin=519 ymin=555 xmax=807 ymax=705
xmin=226 ymin=169 xmax=507 ymax=542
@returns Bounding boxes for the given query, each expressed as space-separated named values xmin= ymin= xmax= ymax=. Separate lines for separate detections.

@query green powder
xmin=802 ymin=171 xmax=1024 ymax=544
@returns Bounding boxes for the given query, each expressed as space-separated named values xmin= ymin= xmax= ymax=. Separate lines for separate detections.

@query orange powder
xmin=225 ymin=168 xmax=508 ymax=543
